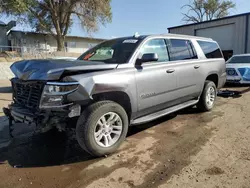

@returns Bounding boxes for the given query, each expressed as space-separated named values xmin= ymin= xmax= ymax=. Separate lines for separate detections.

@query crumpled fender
xmin=66 ymin=70 xmax=138 ymax=113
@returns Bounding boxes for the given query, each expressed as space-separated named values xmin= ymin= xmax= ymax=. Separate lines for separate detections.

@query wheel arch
xmin=205 ymin=73 xmax=219 ymax=87
xmin=92 ymin=91 xmax=132 ymax=119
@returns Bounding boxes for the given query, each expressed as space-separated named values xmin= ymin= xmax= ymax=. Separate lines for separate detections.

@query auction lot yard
xmin=0 ymin=80 xmax=250 ymax=188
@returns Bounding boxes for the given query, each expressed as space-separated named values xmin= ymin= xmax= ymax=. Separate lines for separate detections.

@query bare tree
xmin=0 ymin=0 xmax=112 ymax=51
xmin=182 ymin=0 xmax=236 ymax=23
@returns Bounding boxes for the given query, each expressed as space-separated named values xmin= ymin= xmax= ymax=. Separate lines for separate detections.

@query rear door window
xmin=168 ymin=39 xmax=197 ymax=61
xmin=197 ymin=41 xmax=223 ymax=59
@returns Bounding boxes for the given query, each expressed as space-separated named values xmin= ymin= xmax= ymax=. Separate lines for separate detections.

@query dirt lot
xmin=0 ymin=81 xmax=250 ymax=188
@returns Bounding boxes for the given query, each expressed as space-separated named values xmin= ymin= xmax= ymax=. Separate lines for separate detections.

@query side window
xmin=168 ymin=39 xmax=197 ymax=61
xmin=140 ymin=39 xmax=169 ymax=62
xmin=197 ymin=41 xmax=223 ymax=59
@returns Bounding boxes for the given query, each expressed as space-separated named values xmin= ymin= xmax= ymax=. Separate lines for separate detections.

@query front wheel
xmin=197 ymin=81 xmax=217 ymax=111
xmin=76 ymin=101 xmax=128 ymax=157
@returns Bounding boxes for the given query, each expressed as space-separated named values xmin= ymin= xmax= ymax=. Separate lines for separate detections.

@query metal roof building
xmin=168 ymin=12 xmax=250 ymax=60
xmin=0 ymin=21 xmax=16 ymax=49
xmin=0 ymin=21 xmax=8 ymax=47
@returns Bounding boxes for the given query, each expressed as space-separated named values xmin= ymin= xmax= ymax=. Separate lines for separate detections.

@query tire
xmin=197 ymin=81 xmax=217 ymax=112
xmin=76 ymin=101 xmax=129 ymax=157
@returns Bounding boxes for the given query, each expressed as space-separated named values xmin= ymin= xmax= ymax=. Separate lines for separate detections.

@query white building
xmin=7 ymin=30 xmax=105 ymax=54
xmin=168 ymin=12 xmax=250 ymax=60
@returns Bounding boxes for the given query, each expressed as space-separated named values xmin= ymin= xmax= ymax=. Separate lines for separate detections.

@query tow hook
xmin=3 ymin=107 xmax=14 ymax=138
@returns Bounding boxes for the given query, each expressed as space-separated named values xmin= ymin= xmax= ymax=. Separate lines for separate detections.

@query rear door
xmin=166 ymin=38 xmax=203 ymax=101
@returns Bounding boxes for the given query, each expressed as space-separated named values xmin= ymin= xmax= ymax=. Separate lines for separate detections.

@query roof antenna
xmin=134 ymin=32 xmax=140 ymax=38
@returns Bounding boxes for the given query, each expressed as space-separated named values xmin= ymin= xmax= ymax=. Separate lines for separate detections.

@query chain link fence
xmin=0 ymin=45 xmax=88 ymax=79
xmin=0 ymin=45 xmax=85 ymax=61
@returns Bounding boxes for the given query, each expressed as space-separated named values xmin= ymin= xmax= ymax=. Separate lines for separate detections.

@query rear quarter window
xmin=197 ymin=40 xmax=223 ymax=59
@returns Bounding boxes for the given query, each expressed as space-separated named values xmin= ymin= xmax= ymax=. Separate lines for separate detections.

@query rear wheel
xmin=76 ymin=101 xmax=128 ymax=157
xmin=197 ymin=81 xmax=217 ymax=111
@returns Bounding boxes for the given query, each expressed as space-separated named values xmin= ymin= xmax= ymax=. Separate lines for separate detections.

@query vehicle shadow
xmin=127 ymin=113 xmax=177 ymax=137
xmin=0 ymin=128 xmax=94 ymax=168
xmin=0 ymin=112 xmax=182 ymax=168
xmin=0 ymin=106 xmax=218 ymax=169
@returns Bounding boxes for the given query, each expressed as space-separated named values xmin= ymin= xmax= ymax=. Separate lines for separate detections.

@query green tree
xmin=182 ymin=0 xmax=236 ymax=23
xmin=0 ymin=0 xmax=112 ymax=51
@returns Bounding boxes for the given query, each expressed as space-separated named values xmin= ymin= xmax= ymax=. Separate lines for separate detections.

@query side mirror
xmin=136 ymin=53 xmax=159 ymax=66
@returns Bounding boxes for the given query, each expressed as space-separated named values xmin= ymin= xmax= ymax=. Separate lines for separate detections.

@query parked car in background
xmin=226 ymin=54 xmax=250 ymax=84
xmin=4 ymin=34 xmax=226 ymax=157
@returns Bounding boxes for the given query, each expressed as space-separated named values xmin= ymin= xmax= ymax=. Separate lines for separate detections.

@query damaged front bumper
xmin=3 ymin=103 xmax=81 ymax=137
xmin=4 ymin=78 xmax=85 ymax=137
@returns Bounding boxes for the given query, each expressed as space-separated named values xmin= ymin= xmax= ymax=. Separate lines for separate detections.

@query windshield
xmin=78 ymin=38 xmax=142 ymax=64
xmin=228 ymin=56 xmax=250 ymax=64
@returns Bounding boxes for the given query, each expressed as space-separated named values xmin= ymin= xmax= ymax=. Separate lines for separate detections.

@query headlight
xmin=40 ymin=82 xmax=79 ymax=108
xmin=43 ymin=82 xmax=79 ymax=95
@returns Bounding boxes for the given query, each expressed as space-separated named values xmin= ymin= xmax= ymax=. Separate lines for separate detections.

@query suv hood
xmin=10 ymin=59 xmax=118 ymax=81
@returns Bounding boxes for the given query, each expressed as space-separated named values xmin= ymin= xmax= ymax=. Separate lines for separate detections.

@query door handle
xmin=166 ymin=69 xmax=175 ymax=73
xmin=194 ymin=65 xmax=200 ymax=69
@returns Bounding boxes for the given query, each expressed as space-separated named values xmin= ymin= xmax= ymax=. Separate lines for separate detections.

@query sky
xmin=2 ymin=0 xmax=250 ymax=39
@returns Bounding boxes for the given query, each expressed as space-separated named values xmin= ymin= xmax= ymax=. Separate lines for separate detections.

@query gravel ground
xmin=0 ymin=80 xmax=250 ymax=188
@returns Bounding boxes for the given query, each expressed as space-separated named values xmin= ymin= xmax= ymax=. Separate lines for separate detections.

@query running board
xmin=131 ymin=100 xmax=199 ymax=125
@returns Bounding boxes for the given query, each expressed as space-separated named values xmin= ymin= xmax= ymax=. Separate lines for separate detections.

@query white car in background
xmin=226 ymin=54 xmax=250 ymax=84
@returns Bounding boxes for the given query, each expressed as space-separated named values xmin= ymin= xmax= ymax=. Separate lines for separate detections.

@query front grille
xmin=11 ymin=79 xmax=45 ymax=109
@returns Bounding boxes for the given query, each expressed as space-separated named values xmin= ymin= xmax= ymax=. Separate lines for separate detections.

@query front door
xmin=135 ymin=38 xmax=178 ymax=117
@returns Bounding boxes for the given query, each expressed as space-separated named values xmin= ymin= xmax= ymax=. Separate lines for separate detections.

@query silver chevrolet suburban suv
xmin=4 ymin=34 xmax=226 ymax=156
